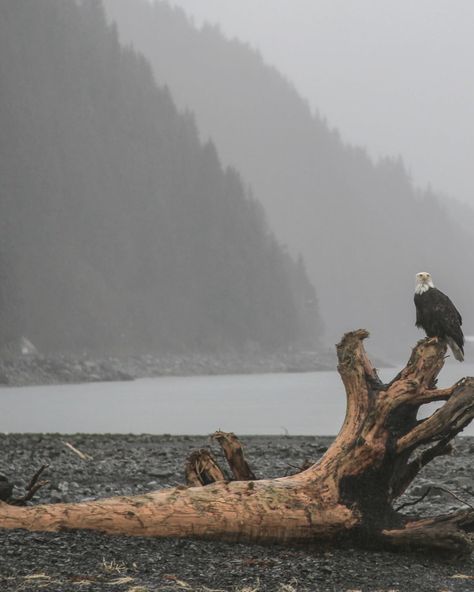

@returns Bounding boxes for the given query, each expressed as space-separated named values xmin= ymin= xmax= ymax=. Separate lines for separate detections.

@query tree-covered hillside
xmin=0 ymin=0 xmax=320 ymax=354
xmin=104 ymin=0 xmax=474 ymax=358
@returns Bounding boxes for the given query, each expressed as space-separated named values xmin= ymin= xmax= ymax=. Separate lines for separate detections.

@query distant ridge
xmin=104 ymin=0 xmax=474 ymax=358
xmin=0 ymin=0 xmax=321 ymax=354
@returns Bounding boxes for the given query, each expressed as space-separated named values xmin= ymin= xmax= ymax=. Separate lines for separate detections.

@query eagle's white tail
xmin=446 ymin=337 xmax=464 ymax=362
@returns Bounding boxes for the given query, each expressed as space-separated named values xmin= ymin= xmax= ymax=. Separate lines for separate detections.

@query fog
xmin=1 ymin=0 xmax=473 ymax=371
xmin=171 ymin=0 xmax=474 ymax=207
xmin=104 ymin=0 xmax=474 ymax=359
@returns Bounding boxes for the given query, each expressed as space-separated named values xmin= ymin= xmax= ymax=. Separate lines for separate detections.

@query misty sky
xmin=170 ymin=0 xmax=474 ymax=206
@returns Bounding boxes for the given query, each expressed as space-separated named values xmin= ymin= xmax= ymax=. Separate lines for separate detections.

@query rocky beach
xmin=0 ymin=350 xmax=337 ymax=387
xmin=0 ymin=434 xmax=473 ymax=591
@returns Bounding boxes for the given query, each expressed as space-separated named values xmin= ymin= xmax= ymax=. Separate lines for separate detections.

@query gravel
xmin=0 ymin=434 xmax=473 ymax=591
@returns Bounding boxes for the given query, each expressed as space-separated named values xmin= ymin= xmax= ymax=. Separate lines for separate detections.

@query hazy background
xmin=2 ymin=0 xmax=473 ymax=369
xmin=102 ymin=0 xmax=474 ymax=360
xmin=171 ymin=0 xmax=474 ymax=206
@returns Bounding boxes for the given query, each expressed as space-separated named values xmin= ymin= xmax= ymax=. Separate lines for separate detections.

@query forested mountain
xmin=104 ymin=0 xmax=474 ymax=358
xmin=0 ymin=0 xmax=320 ymax=354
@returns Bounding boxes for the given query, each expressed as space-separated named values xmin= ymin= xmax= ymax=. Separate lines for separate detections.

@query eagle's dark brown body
xmin=414 ymin=287 xmax=464 ymax=361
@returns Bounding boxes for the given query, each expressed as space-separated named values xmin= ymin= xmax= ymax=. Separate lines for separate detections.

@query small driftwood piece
xmin=184 ymin=431 xmax=256 ymax=487
xmin=1 ymin=331 xmax=473 ymax=554
xmin=184 ymin=449 xmax=226 ymax=486
xmin=0 ymin=465 xmax=49 ymax=506
xmin=211 ymin=431 xmax=256 ymax=481
xmin=63 ymin=441 xmax=93 ymax=461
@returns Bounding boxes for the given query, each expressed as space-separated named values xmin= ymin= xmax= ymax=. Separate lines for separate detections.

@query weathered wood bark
xmin=211 ymin=430 xmax=256 ymax=481
xmin=184 ymin=431 xmax=256 ymax=486
xmin=184 ymin=449 xmax=227 ymax=486
xmin=1 ymin=330 xmax=473 ymax=553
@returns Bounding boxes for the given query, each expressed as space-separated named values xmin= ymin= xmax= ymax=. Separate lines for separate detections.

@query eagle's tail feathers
xmin=446 ymin=337 xmax=464 ymax=362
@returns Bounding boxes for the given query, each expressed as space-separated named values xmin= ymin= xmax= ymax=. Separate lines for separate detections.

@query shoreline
xmin=0 ymin=349 xmax=337 ymax=387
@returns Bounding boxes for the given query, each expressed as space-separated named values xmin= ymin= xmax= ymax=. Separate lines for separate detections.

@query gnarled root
xmin=383 ymin=510 xmax=474 ymax=554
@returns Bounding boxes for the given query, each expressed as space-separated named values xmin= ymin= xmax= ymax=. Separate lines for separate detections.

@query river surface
xmin=1 ymin=363 xmax=473 ymax=435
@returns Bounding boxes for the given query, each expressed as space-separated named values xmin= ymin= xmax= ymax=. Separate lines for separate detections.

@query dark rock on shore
xmin=0 ymin=434 xmax=473 ymax=591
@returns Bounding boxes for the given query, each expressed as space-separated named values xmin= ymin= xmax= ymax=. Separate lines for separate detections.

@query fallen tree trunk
xmin=1 ymin=330 xmax=473 ymax=553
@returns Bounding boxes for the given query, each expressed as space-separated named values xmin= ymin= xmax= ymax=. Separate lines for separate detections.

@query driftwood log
xmin=1 ymin=330 xmax=473 ymax=553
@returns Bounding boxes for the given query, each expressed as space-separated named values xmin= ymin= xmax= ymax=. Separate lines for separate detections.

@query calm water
xmin=1 ymin=363 xmax=473 ymax=435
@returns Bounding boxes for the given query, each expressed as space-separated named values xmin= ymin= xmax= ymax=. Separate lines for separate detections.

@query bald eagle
xmin=414 ymin=272 xmax=464 ymax=361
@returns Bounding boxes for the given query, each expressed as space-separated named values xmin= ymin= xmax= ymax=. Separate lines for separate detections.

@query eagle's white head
xmin=415 ymin=271 xmax=435 ymax=294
